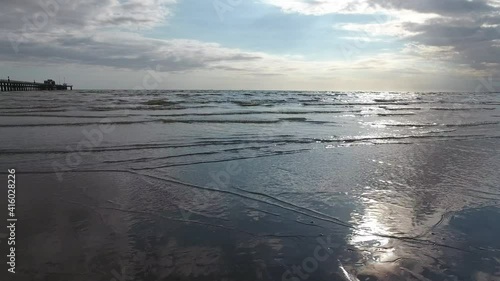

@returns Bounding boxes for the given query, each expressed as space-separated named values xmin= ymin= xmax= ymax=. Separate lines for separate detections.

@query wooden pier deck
xmin=0 ymin=78 xmax=73 ymax=92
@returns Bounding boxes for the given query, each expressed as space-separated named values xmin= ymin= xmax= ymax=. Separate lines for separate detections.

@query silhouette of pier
xmin=0 ymin=77 xmax=73 ymax=92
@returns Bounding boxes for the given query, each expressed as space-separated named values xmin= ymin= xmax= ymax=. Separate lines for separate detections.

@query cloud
xmin=0 ymin=0 xmax=176 ymax=31
xmin=404 ymin=15 xmax=500 ymax=71
xmin=376 ymin=0 xmax=495 ymax=16
xmin=0 ymin=32 xmax=265 ymax=72
xmin=263 ymin=0 xmax=496 ymax=17
xmin=270 ymin=0 xmax=500 ymax=74
xmin=261 ymin=0 xmax=376 ymax=15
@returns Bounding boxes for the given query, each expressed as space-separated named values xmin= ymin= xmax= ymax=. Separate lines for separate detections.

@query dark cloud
xmin=0 ymin=34 xmax=263 ymax=71
xmin=395 ymin=1 xmax=500 ymax=72
xmin=374 ymin=0 xmax=495 ymax=16
xmin=0 ymin=0 xmax=174 ymax=31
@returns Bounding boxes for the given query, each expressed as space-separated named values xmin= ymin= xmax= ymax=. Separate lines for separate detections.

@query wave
xmin=101 ymin=145 xmax=275 ymax=165
xmin=0 ymin=106 xmax=66 ymax=110
xmin=0 ymin=113 xmax=140 ymax=118
xmin=2 ymin=134 xmax=496 ymax=156
xmin=232 ymin=100 xmax=287 ymax=107
xmin=141 ymin=99 xmax=180 ymax=106
xmin=445 ymin=121 xmax=499 ymax=127
xmin=303 ymin=102 xmax=413 ymax=106
xmin=375 ymin=121 xmax=498 ymax=128
xmin=0 ymin=109 xmax=68 ymax=114
xmin=373 ymin=99 xmax=408 ymax=103
xmin=430 ymin=107 xmax=496 ymax=111
xmin=0 ymin=118 xmax=338 ymax=127
xmin=0 ymin=120 xmax=159 ymax=127
xmin=377 ymin=113 xmax=416 ymax=116
xmin=379 ymin=106 xmax=422 ymax=111
xmin=89 ymin=105 xmax=190 ymax=111
xmin=150 ymin=109 xmax=362 ymax=117
xmin=133 ymin=149 xmax=310 ymax=170
xmin=0 ymin=109 xmax=362 ymax=119
xmin=336 ymin=135 xmax=475 ymax=143
xmin=279 ymin=117 xmax=307 ymax=122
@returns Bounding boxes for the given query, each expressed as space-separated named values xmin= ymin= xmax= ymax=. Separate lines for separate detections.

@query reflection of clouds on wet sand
xmin=239 ymin=238 xmax=285 ymax=252
xmin=156 ymin=239 xmax=223 ymax=278
xmin=246 ymin=209 xmax=266 ymax=221
xmin=136 ymin=172 xmax=230 ymax=221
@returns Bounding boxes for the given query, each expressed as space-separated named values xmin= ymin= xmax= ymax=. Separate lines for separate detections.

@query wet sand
xmin=0 ymin=90 xmax=499 ymax=281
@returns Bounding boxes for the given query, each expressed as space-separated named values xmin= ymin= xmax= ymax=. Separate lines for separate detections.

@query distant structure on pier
xmin=0 ymin=76 xmax=73 ymax=92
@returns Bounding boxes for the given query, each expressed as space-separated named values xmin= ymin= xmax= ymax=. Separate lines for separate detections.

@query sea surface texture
xmin=0 ymin=90 xmax=499 ymax=281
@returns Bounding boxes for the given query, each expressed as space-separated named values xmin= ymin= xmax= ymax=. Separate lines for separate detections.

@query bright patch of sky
xmin=146 ymin=0 xmax=401 ymax=60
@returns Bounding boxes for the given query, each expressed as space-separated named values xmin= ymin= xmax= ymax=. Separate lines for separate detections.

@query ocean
xmin=0 ymin=90 xmax=499 ymax=281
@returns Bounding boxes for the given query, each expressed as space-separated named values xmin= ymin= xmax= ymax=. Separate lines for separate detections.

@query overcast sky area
xmin=0 ymin=0 xmax=499 ymax=91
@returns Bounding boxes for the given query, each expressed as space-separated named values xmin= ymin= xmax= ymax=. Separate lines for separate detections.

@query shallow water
xmin=0 ymin=90 xmax=499 ymax=281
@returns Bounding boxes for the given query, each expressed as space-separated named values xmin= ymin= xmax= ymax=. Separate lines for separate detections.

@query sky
xmin=0 ymin=0 xmax=499 ymax=91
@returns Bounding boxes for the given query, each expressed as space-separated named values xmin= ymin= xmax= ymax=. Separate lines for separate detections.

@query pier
xmin=0 ymin=77 xmax=73 ymax=92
